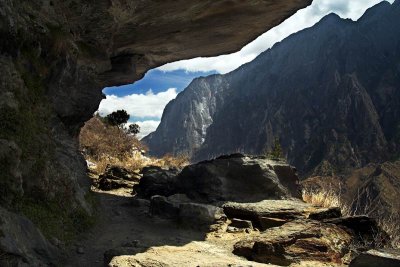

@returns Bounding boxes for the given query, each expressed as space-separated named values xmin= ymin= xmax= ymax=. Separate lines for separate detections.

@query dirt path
xmin=63 ymin=188 xmax=205 ymax=266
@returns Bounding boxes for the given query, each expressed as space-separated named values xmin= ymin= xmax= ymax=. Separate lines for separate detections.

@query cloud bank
xmin=126 ymin=120 xmax=160 ymax=139
xmin=98 ymin=88 xmax=177 ymax=119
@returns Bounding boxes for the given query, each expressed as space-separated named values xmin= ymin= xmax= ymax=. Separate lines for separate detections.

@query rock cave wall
xmin=0 ymin=0 xmax=312 ymax=264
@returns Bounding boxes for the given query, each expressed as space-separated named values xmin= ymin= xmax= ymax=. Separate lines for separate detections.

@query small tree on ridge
xmin=106 ymin=110 xmax=129 ymax=128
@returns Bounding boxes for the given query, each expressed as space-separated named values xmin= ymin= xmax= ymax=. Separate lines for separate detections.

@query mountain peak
xmin=319 ymin=13 xmax=341 ymax=24
xmin=359 ymin=0 xmax=392 ymax=20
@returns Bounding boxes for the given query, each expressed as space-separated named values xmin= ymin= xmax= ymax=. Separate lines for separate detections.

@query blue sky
xmin=103 ymin=69 xmax=217 ymax=97
xmin=98 ymin=0 xmax=394 ymax=138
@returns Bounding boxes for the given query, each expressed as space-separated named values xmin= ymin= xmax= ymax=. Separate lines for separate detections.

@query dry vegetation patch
xmin=302 ymin=181 xmax=400 ymax=248
xmin=79 ymin=115 xmax=189 ymax=174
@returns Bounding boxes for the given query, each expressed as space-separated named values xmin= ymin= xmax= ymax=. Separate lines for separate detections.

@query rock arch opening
xmin=0 ymin=1 xmax=313 ymax=265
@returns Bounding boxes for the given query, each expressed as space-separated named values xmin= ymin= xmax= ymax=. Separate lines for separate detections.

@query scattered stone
xmin=177 ymin=154 xmax=301 ymax=203
xmin=135 ymin=166 xmax=180 ymax=198
xmin=230 ymin=218 xmax=253 ymax=229
xmin=349 ymin=249 xmax=400 ymax=267
xmin=97 ymin=165 xmax=139 ymax=191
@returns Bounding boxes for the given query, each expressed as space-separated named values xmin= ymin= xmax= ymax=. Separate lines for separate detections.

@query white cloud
xmin=158 ymin=0 xmax=394 ymax=74
xmin=98 ymin=88 xmax=177 ymax=119
xmin=127 ymin=120 xmax=161 ymax=139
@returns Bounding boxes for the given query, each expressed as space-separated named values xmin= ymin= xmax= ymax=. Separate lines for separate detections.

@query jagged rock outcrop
xmin=233 ymin=219 xmax=354 ymax=266
xmin=177 ymin=154 xmax=301 ymax=203
xmin=112 ymin=155 xmax=389 ymax=266
xmin=0 ymin=0 xmax=312 ymax=265
xmin=144 ymin=1 xmax=400 ymax=176
xmin=144 ymin=75 xmax=229 ymax=157
xmin=134 ymin=154 xmax=301 ymax=203
xmin=0 ymin=207 xmax=59 ymax=266
xmin=111 ymin=196 xmax=388 ymax=267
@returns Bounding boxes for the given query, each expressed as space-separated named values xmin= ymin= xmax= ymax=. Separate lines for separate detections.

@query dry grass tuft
xmin=302 ymin=186 xmax=350 ymax=215
xmin=154 ymin=153 xmax=190 ymax=169
xmin=302 ymin=184 xmax=400 ymax=248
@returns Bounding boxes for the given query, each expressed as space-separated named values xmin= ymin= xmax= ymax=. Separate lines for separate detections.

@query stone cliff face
xmin=145 ymin=1 xmax=400 ymax=175
xmin=144 ymin=75 xmax=229 ymax=157
xmin=0 ymin=0 xmax=313 ymax=265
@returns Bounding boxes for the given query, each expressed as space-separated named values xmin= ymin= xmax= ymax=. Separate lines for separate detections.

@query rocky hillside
xmin=144 ymin=1 xmax=400 ymax=175
xmin=100 ymin=154 xmax=395 ymax=266
xmin=0 ymin=1 xmax=312 ymax=265
xmin=144 ymin=75 xmax=229 ymax=156
xmin=302 ymin=160 xmax=400 ymax=223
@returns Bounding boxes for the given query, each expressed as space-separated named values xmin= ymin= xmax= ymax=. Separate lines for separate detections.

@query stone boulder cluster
xmin=105 ymin=154 xmax=396 ymax=266
xmin=96 ymin=165 xmax=141 ymax=191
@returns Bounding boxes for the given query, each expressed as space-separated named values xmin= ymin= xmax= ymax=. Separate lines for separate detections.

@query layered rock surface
xmin=120 ymin=155 xmax=390 ymax=267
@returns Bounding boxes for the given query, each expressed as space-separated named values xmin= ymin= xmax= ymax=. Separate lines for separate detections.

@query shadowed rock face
xmin=0 ymin=0 xmax=313 ymax=204
xmin=144 ymin=1 xmax=400 ymax=175
xmin=0 ymin=1 xmax=312 ymax=265
xmin=0 ymin=0 xmax=313 ymax=132
xmin=134 ymin=154 xmax=301 ymax=204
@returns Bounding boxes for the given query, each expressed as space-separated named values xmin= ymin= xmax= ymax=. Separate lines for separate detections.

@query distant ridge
xmin=144 ymin=1 xmax=400 ymax=176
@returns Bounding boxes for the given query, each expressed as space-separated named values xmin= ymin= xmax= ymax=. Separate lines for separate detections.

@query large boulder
xmin=135 ymin=166 xmax=180 ymax=198
xmin=177 ymin=154 xmax=301 ymax=203
xmin=223 ymin=199 xmax=341 ymax=230
xmin=0 ymin=207 xmax=59 ymax=267
xmin=233 ymin=219 xmax=353 ymax=266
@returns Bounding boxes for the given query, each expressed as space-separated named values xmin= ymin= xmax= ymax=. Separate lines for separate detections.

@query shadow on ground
xmin=62 ymin=189 xmax=210 ymax=266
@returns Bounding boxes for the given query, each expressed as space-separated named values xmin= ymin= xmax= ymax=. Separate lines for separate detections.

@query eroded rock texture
xmin=0 ymin=0 xmax=312 ymax=265
xmin=134 ymin=154 xmax=301 ymax=203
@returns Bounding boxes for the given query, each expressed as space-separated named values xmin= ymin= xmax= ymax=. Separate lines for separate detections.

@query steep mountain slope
xmin=144 ymin=1 xmax=400 ymax=175
xmin=144 ymin=75 xmax=229 ymax=156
